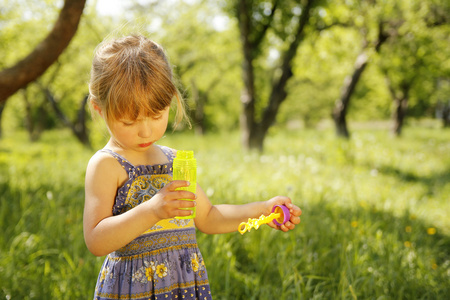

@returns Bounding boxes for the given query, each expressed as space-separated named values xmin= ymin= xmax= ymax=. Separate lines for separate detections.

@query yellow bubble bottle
xmin=173 ymin=150 xmax=197 ymax=219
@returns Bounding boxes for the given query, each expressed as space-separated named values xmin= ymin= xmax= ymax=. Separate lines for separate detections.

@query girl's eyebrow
xmin=119 ymin=112 xmax=161 ymax=122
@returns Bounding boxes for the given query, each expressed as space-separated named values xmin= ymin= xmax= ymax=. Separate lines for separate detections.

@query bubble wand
xmin=238 ymin=205 xmax=291 ymax=235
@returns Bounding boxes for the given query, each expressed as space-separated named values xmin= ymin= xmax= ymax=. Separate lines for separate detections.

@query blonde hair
xmin=89 ymin=34 xmax=187 ymax=127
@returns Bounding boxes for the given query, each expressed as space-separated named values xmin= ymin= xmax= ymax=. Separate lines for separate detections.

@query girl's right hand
xmin=149 ymin=180 xmax=197 ymax=220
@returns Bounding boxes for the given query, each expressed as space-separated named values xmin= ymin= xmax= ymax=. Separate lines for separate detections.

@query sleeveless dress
xmin=93 ymin=145 xmax=212 ymax=300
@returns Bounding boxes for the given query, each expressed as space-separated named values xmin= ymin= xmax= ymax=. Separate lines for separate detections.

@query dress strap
xmin=158 ymin=145 xmax=176 ymax=163
xmin=98 ymin=149 xmax=136 ymax=177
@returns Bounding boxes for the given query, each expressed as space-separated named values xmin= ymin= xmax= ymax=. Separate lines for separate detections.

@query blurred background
xmin=0 ymin=0 xmax=449 ymax=299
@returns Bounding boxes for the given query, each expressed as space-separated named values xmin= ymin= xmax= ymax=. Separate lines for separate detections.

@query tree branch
xmin=260 ymin=0 xmax=315 ymax=134
xmin=0 ymin=0 xmax=86 ymax=103
xmin=253 ymin=0 xmax=280 ymax=47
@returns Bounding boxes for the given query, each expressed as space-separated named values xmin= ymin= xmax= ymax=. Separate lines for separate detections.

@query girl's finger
xmin=174 ymin=199 xmax=196 ymax=209
xmin=166 ymin=180 xmax=191 ymax=191
xmin=175 ymin=208 xmax=194 ymax=217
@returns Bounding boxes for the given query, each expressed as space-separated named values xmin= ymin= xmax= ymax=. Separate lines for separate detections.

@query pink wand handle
xmin=271 ymin=205 xmax=290 ymax=226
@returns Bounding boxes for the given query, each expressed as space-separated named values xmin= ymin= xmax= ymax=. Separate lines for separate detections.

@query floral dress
xmin=93 ymin=146 xmax=212 ymax=300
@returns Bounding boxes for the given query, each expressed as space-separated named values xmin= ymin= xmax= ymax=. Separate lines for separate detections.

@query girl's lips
xmin=139 ymin=142 xmax=152 ymax=148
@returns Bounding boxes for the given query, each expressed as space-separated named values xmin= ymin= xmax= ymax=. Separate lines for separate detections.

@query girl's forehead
xmin=117 ymin=106 xmax=169 ymax=120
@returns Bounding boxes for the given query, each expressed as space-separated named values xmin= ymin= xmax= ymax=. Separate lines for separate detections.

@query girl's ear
xmin=91 ymin=100 xmax=103 ymax=117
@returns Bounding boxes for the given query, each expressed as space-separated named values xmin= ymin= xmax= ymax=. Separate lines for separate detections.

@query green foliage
xmin=1 ymin=126 xmax=449 ymax=298
xmin=0 ymin=0 xmax=59 ymax=69
xmin=0 ymin=0 xmax=115 ymax=134
xmin=0 ymin=130 xmax=101 ymax=299
xmin=123 ymin=0 xmax=243 ymax=132
xmin=376 ymin=0 xmax=450 ymax=113
xmin=1 ymin=0 xmax=449 ymax=138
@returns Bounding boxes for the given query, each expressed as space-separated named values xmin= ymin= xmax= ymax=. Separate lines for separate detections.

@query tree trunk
xmin=332 ymin=52 xmax=368 ymax=138
xmin=384 ymin=74 xmax=412 ymax=137
xmin=22 ymin=88 xmax=44 ymax=142
xmin=190 ymin=79 xmax=208 ymax=135
xmin=42 ymin=85 xmax=91 ymax=147
xmin=443 ymin=101 xmax=450 ymax=128
xmin=238 ymin=0 xmax=257 ymax=150
xmin=332 ymin=21 xmax=389 ymax=138
xmin=391 ymin=83 xmax=410 ymax=136
xmin=0 ymin=0 xmax=86 ymax=103
xmin=0 ymin=102 xmax=5 ymax=138
xmin=74 ymin=95 xmax=91 ymax=147
xmin=238 ymin=0 xmax=313 ymax=151
xmin=392 ymin=97 xmax=408 ymax=136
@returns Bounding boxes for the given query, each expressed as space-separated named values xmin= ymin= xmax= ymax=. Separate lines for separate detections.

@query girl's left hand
xmin=265 ymin=196 xmax=302 ymax=232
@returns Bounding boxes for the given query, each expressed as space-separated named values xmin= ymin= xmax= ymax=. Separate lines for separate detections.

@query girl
xmin=83 ymin=34 xmax=302 ymax=300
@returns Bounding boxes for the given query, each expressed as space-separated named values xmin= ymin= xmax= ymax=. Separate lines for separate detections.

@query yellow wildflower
xmin=427 ymin=227 xmax=436 ymax=235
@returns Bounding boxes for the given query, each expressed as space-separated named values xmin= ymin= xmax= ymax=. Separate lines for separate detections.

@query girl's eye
xmin=121 ymin=121 xmax=135 ymax=126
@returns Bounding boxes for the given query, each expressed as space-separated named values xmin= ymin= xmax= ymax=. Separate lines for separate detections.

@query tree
xmin=331 ymin=0 xmax=450 ymax=137
xmin=0 ymin=0 xmax=116 ymax=145
xmin=126 ymin=0 xmax=242 ymax=134
xmin=227 ymin=0 xmax=318 ymax=151
xmin=436 ymin=80 xmax=450 ymax=128
xmin=330 ymin=0 xmax=394 ymax=138
xmin=0 ymin=0 xmax=86 ymax=103
xmin=39 ymin=83 xmax=91 ymax=147
xmin=378 ymin=0 xmax=450 ymax=135
xmin=332 ymin=22 xmax=389 ymax=138
xmin=0 ymin=102 xmax=5 ymax=138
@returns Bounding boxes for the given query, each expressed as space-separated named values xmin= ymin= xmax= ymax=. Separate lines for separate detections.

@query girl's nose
xmin=138 ymin=119 xmax=152 ymax=138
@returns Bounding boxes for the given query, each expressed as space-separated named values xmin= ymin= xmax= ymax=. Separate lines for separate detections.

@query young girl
xmin=83 ymin=34 xmax=302 ymax=300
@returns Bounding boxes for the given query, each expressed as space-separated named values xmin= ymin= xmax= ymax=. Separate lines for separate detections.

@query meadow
xmin=0 ymin=125 xmax=449 ymax=299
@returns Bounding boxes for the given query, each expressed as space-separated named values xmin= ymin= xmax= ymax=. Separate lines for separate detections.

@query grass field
xmin=0 ymin=125 xmax=449 ymax=299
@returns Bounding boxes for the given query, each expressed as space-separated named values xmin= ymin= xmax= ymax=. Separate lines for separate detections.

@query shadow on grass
xmin=375 ymin=164 xmax=450 ymax=187
xmin=200 ymin=199 xmax=450 ymax=300
xmin=1 ymin=167 xmax=449 ymax=299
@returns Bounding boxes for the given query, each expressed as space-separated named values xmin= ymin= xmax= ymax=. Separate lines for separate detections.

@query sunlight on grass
xmin=0 ymin=127 xmax=449 ymax=299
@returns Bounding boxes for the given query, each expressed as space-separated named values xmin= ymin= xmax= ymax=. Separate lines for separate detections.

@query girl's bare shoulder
xmin=87 ymin=150 xmax=118 ymax=170
xmin=86 ymin=150 xmax=126 ymax=185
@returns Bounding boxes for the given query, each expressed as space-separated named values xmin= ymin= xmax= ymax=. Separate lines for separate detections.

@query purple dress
xmin=93 ymin=146 xmax=212 ymax=300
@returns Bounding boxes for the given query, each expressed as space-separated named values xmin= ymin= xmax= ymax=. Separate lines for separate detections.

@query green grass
xmin=0 ymin=126 xmax=449 ymax=299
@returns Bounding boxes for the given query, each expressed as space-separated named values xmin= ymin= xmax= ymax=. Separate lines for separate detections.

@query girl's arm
xmin=83 ymin=153 xmax=195 ymax=256
xmin=194 ymin=185 xmax=302 ymax=234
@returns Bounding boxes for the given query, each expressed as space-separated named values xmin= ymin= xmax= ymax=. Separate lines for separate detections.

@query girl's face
xmin=106 ymin=106 xmax=170 ymax=152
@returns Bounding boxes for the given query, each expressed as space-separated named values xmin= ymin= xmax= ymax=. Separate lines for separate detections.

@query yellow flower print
xmin=191 ymin=253 xmax=200 ymax=272
xmin=145 ymin=266 xmax=154 ymax=281
xmin=100 ymin=267 xmax=109 ymax=282
xmin=156 ymin=263 xmax=168 ymax=278
xmin=192 ymin=259 xmax=199 ymax=272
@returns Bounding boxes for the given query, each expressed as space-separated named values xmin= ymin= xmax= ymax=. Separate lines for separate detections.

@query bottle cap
xmin=176 ymin=150 xmax=194 ymax=160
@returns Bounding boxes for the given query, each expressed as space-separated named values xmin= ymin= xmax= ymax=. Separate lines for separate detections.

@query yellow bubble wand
xmin=238 ymin=205 xmax=291 ymax=235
